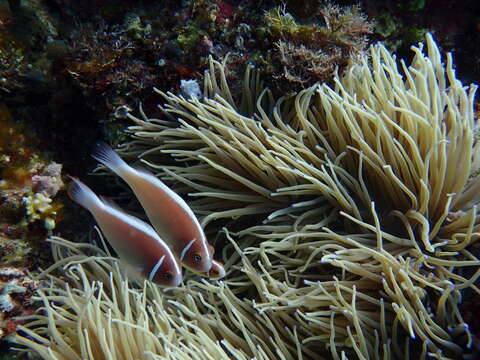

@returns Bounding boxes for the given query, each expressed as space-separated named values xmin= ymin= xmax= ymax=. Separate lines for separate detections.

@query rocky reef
xmin=0 ymin=104 xmax=63 ymax=346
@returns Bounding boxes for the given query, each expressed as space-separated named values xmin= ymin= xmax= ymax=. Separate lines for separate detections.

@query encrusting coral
xmin=13 ymin=34 xmax=480 ymax=359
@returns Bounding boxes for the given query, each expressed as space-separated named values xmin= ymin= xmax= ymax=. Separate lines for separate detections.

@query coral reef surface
xmin=0 ymin=104 xmax=63 ymax=346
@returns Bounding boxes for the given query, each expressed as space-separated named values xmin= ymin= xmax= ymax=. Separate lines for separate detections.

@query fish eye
xmin=193 ymin=254 xmax=202 ymax=263
xmin=163 ymin=272 xmax=173 ymax=280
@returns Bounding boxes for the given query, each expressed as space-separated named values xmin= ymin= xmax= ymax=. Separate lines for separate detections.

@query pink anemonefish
xmin=92 ymin=143 xmax=215 ymax=274
xmin=67 ymin=176 xmax=182 ymax=287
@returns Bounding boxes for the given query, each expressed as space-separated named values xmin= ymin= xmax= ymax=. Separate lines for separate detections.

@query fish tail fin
xmin=92 ymin=142 xmax=129 ymax=176
xmin=67 ymin=176 xmax=102 ymax=211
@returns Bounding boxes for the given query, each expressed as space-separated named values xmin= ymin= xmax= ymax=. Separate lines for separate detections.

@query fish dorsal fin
xmin=99 ymin=196 xmax=124 ymax=211
xmin=131 ymin=163 xmax=168 ymax=186
xmin=99 ymin=195 xmax=156 ymax=233
xmin=131 ymin=163 xmax=155 ymax=176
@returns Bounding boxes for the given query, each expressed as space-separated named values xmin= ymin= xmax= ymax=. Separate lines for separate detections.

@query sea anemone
xmin=14 ymin=236 xmax=289 ymax=360
xmin=13 ymin=34 xmax=480 ymax=359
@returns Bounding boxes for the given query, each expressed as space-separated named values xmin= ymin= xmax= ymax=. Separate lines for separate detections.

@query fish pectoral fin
xmin=120 ymin=261 xmax=145 ymax=283
xmin=179 ymin=239 xmax=196 ymax=261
